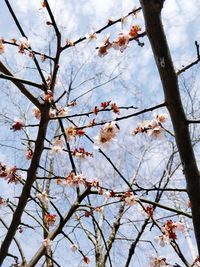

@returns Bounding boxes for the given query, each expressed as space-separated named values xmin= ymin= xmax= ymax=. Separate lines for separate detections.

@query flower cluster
xmin=11 ymin=119 xmax=24 ymax=131
xmin=98 ymin=25 xmax=141 ymax=56
xmin=149 ymin=255 xmax=173 ymax=267
xmin=73 ymin=148 xmax=93 ymax=159
xmin=0 ymin=163 xmax=20 ymax=184
xmin=99 ymin=189 xmax=138 ymax=206
xmin=44 ymin=214 xmax=56 ymax=226
xmin=155 ymin=220 xmax=185 ymax=247
xmin=0 ymin=38 xmax=5 ymax=54
xmin=33 ymin=106 xmax=69 ymax=120
xmin=93 ymin=101 xmax=120 ymax=115
xmin=132 ymin=113 xmax=168 ymax=138
xmin=94 ymin=121 xmax=119 ymax=148
xmin=66 ymin=127 xmax=85 ymax=141
xmin=120 ymin=191 xmax=138 ymax=205
xmin=56 ymin=171 xmax=99 ymax=188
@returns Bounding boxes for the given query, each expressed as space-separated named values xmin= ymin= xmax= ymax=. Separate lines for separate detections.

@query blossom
xmin=65 ymin=39 xmax=74 ymax=46
xmin=112 ymin=32 xmax=129 ymax=52
xmin=25 ymin=149 xmax=33 ymax=160
xmin=86 ymin=31 xmax=97 ymax=41
xmin=124 ymin=195 xmax=137 ymax=205
xmin=0 ymin=162 xmax=20 ymax=185
xmin=18 ymin=37 xmax=30 ymax=53
xmin=83 ymin=256 xmax=91 ymax=264
xmin=0 ymin=38 xmax=5 ymax=54
xmin=57 ymin=107 xmax=71 ymax=117
xmin=101 ymin=101 xmax=110 ymax=109
xmin=147 ymin=124 xmax=164 ymax=138
xmin=98 ymin=34 xmax=112 ymax=57
xmin=110 ymin=102 xmax=120 ymax=114
xmin=49 ymin=109 xmax=56 ymax=118
xmin=19 ymin=37 xmax=30 ymax=48
xmin=0 ymin=197 xmax=7 ymax=206
xmin=145 ymin=205 xmax=154 ymax=218
xmin=44 ymin=90 xmax=53 ymax=103
xmin=11 ymin=119 xmax=24 ymax=131
xmin=153 ymin=113 xmax=168 ymax=123
xmin=37 ymin=191 xmax=49 ymax=203
xmin=129 ymin=25 xmax=141 ymax=38
xmin=66 ymin=127 xmax=85 ymax=141
xmin=161 ymin=220 xmax=185 ymax=241
xmin=149 ymin=255 xmax=172 ymax=267
xmin=107 ymin=17 xmax=115 ymax=24
xmin=94 ymin=121 xmax=119 ymax=148
xmin=70 ymin=243 xmax=78 ymax=252
xmin=132 ymin=113 xmax=168 ymax=138
xmin=40 ymin=0 xmax=46 ymax=8
xmin=65 ymin=171 xmax=86 ymax=187
xmin=44 ymin=214 xmax=56 ymax=226
xmin=193 ymin=257 xmax=200 ymax=267
xmin=33 ymin=107 xmax=41 ymax=119
xmin=73 ymin=148 xmax=93 ymax=159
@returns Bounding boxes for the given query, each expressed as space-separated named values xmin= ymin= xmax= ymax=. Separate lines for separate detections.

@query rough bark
xmin=140 ymin=0 xmax=200 ymax=255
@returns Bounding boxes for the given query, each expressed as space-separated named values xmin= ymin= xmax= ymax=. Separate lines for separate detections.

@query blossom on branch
xmin=86 ymin=31 xmax=97 ymax=41
xmin=18 ymin=37 xmax=30 ymax=54
xmin=73 ymin=147 xmax=93 ymax=159
xmin=44 ymin=90 xmax=54 ymax=103
xmin=0 ymin=163 xmax=20 ymax=184
xmin=98 ymin=34 xmax=112 ymax=57
xmin=149 ymin=255 xmax=173 ymax=267
xmin=132 ymin=113 xmax=168 ymax=138
xmin=66 ymin=127 xmax=85 ymax=141
xmin=44 ymin=214 xmax=56 ymax=226
xmin=0 ymin=38 xmax=5 ymax=54
xmin=112 ymin=32 xmax=129 ymax=52
xmin=11 ymin=119 xmax=24 ymax=131
xmin=94 ymin=121 xmax=119 ymax=148
xmin=83 ymin=256 xmax=91 ymax=264
xmin=25 ymin=149 xmax=33 ymax=160
xmin=33 ymin=107 xmax=41 ymax=120
xmin=129 ymin=25 xmax=141 ymax=38
xmin=70 ymin=243 xmax=78 ymax=252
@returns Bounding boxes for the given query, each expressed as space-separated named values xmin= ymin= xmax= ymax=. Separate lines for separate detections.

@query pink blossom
xmin=70 ymin=243 xmax=78 ymax=252
xmin=112 ymin=32 xmax=129 ymax=52
xmin=0 ymin=38 xmax=5 ymax=54
xmin=11 ymin=119 xmax=24 ymax=131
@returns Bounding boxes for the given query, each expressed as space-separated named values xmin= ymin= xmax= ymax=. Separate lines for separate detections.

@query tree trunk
xmin=140 ymin=0 xmax=200 ymax=255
